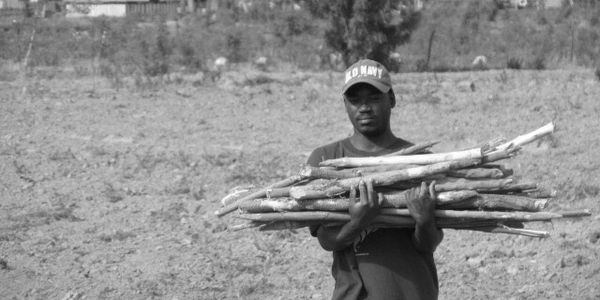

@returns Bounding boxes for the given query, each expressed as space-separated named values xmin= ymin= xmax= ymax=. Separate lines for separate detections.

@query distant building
xmin=64 ymin=0 xmax=179 ymax=18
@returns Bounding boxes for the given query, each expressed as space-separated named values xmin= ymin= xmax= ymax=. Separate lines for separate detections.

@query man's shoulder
xmin=306 ymin=138 xmax=349 ymax=167
xmin=312 ymin=138 xmax=349 ymax=153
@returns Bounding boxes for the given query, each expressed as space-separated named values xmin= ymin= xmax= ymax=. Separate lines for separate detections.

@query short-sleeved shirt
xmin=307 ymin=137 xmax=440 ymax=300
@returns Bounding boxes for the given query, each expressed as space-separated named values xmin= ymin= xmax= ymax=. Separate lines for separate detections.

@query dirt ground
xmin=1 ymin=67 xmax=599 ymax=299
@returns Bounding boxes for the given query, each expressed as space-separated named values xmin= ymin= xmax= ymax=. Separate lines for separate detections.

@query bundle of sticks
xmin=215 ymin=122 xmax=590 ymax=238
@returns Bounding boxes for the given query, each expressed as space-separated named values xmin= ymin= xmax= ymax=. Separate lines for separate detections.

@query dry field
xmin=1 ymin=67 xmax=599 ymax=299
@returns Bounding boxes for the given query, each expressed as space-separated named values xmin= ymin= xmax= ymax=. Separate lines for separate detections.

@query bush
xmin=529 ymin=56 xmax=546 ymax=70
xmin=313 ymin=0 xmax=420 ymax=68
xmin=506 ymin=57 xmax=522 ymax=70
xmin=415 ymin=59 xmax=428 ymax=72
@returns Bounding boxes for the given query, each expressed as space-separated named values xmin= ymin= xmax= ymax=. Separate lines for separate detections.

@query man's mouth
xmin=357 ymin=117 xmax=375 ymax=125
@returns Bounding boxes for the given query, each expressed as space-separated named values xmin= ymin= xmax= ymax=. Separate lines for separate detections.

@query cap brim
xmin=342 ymin=78 xmax=391 ymax=94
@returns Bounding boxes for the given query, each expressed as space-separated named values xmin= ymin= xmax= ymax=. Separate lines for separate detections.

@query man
xmin=307 ymin=59 xmax=443 ymax=300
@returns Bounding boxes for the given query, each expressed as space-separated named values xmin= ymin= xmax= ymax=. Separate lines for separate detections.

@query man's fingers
xmin=429 ymin=180 xmax=437 ymax=200
xmin=420 ymin=181 xmax=427 ymax=199
xmin=350 ymin=185 xmax=357 ymax=202
xmin=366 ymin=179 xmax=375 ymax=206
xmin=358 ymin=180 xmax=368 ymax=205
xmin=377 ymin=193 xmax=384 ymax=206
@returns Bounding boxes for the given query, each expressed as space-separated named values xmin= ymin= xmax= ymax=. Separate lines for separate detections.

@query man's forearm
xmin=412 ymin=220 xmax=443 ymax=253
xmin=317 ymin=221 xmax=366 ymax=251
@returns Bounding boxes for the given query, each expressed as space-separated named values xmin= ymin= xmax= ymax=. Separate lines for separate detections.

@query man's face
xmin=343 ymin=83 xmax=394 ymax=137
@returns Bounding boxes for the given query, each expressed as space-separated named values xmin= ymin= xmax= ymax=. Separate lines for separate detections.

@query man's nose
xmin=358 ymin=102 xmax=372 ymax=112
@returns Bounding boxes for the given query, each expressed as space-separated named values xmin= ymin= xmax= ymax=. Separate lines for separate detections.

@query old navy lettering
xmin=344 ymin=66 xmax=384 ymax=84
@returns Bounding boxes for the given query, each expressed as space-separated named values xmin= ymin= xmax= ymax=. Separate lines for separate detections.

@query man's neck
xmin=349 ymin=130 xmax=397 ymax=153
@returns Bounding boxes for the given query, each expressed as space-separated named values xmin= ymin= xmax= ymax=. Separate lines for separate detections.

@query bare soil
xmin=1 ymin=67 xmax=599 ymax=299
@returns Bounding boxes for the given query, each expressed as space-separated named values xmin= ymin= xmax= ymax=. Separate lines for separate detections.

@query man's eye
xmin=347 ymin=98 xmax=360 ymax=104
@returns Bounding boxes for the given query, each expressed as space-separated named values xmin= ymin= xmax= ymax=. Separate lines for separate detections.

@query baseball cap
xmin=342 ymin=59 xmax=392 ymax=95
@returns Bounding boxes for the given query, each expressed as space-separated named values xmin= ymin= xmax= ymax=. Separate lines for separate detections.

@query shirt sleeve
xmin=306 ymin=147 xmax=327 ymax=167
xmin=306 ymin=147 xmax=327 ymax=236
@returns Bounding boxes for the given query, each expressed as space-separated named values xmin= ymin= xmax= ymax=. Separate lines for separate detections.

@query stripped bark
xmin=434 ymin=178 xmax=513 ymax=192
xmin=447 ymin=168 xmax=507 ymax=179
xmin=236 ymin=209 xmax=589 ymax=223
xmin=238 ymin=190 xmax=478 ymax=213
xmin=299 ymin=166 xmax=361 ymax=179
xmin=383 ymin=141 xmax=439 ymax=156
xmin=215 ymin=175 xmax=303 ymax=217
xmin=319 ymin=148 xmax=483 ymax=167
xmin=290 ymin=159 xmax=481 ymax=200
xmin=494 ymin=122 xmax=555 ymax=152
xmin=440 ymin=194 xmax=548 ymax=211
xmin=379 ymin=208 xmax=568 ymax=221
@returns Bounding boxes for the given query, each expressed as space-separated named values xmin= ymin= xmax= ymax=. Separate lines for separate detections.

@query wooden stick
xmin=290 ymin=158 xmax=481 ymax=200
xmin=253 ymin=219 xmax=547 ymax=237
xmin=236 ymin=211 xmax=352 ymax=222
xmin=235 ymin=209 xmax=589 ymax=223
xmin=299 ymin=166 xmax=361 ymax=179
xmin=434 ymin=178 xmax=513 ymax=192
xmin=258 ymin=221 xmax=332 ymax=231
xmin=469 ymin=225 xmax=549 ymax=238
xmin=228 ymin=222 xmax=262 ymax=231
xmin=447 ymin=168 xmax=507 ymax=179
xmin=345 ymin=163 xmax=421 ymax=174
xmin=479 ymin=164 xmax=514 ymax=176
xmin=319 ymin=148 xmax=483 ymax=167
xmin=440 ymin=194 xmax=548 ymax=211
xmin=221 ymin=187 xmax=254 ymax=205
xmin=215 ymin=175 xmax=304 ymax=217
xmin=495 ymin=122 xmax=555 ymax=152
xmin=383 ymin=141 xmax=439 ymax=156
xmin=238 ymin=190 xmax=478 ymax=213
xmin=474 ymin=182 xmax=538 ymax=193
xmin=436 ymin=190 xmax=480 ymax=204
xmin=481 ymin=147 xmax=519 ymax=163
xmin=379 ymin=209 xmax=568 ymax=221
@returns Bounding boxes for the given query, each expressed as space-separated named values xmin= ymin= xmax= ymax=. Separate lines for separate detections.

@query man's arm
xmin=316 ymin=179 xmax=382 ymax=251
xmin=406 ymin=182 xmax=444 ymax=253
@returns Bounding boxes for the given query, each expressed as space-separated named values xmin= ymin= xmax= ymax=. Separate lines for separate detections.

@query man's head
xmin=342 ymin=59 xmax=395 ymax=137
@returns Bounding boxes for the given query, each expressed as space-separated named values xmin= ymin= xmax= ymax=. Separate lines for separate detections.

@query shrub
xmin=312 ymin=0 xmax=420 ymax=68
xmin=272 ymin=9 xmax=315 ymax=42
xmin=506 ymin=57 xmax=522 ymax=70
xmin=415 ymin=59 xmax=428 ymax=72
xmin=529 ymin=56 xmax=546 ymax=70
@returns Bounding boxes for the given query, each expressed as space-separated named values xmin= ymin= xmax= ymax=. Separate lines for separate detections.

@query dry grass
xmin=0 ymin=67 xmax=598 ymax=299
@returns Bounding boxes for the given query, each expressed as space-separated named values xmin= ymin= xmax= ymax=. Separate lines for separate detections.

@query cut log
xmin=440 ymin=194 xmax=548 ymax=211
xmin=436 ymin=190 xmax=480 ymax=204
xmin=434 ymin=178 xmax=513 ymax=192
xmin=495 ymin=122 xmax=555 ymax=152
xmin=379 ymin=208 xmax=568 ymax=221
xmin=447 ymin=168 xmax=506 ymax=179
xmin=348 ymin=163 xmax=421 ymax=174
xmin=319 ymin=148 xmax=483 ymax=167
xmin=299 ymin=166 xmax=361 ymax=179
xmin=469 ymin=226 xmax=550 ymax=238
xmin=215 ymin=175 xmax=304 ymax=217
xmin=383 ymin=141 xmax=439 ymax=156
xmin=235 ymin=209 xmax=589 ymax=223
xmin=238 ymin=190 xmax=478 ymax=213
xmin=228 ymin=222 xmax=262 ymax=231
xmin=290 ymin=158 xmax=481 ymax=200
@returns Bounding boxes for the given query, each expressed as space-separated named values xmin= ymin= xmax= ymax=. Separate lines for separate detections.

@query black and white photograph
xmin=1 ymin=0 xmax=599 ymax=299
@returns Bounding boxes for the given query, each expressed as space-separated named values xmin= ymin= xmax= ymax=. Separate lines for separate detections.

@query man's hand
xmin=315 ymin=178 xmax=383 ymax=251
xmin=348 ymin=179 xmax=383 ymax=227
xmin=406 ymin=181 xmax=436 ymax=226
xmin=406 ymin=181 xmax=443 ymax=252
